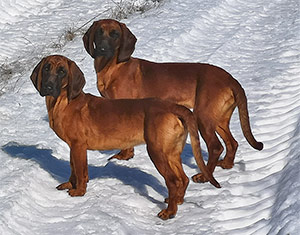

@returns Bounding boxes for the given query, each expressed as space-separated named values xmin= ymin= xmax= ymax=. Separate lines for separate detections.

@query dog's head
xmin=30 ymin=55 xmax=85 ymax=101
xmin=83 ymin=19 xmax=137 ymax=63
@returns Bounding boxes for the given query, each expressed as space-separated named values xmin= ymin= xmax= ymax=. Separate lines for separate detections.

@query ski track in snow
xmin=0 ymin=0 xmax=299 ymax=234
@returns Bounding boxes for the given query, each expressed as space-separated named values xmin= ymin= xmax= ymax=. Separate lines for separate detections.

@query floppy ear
xmin=67 ymin=60 xmax=86 ymax=101
xmin=30 ymin=58 xmax=45 ymax=91
xmin=83 ymin=22 xmax=96 ymax=58
xmin=117 ymin=22 xmax=137 ymax=63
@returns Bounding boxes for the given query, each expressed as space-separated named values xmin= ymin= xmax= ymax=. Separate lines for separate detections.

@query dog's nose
xmin=46 ymin=84 xmax=53 ymax=92
xmin=97 ymin=45 xmax=108 ymax=53
xmin=40 ymin=81 xmax=55 ymax=96
xmin=40 ymin=79 xmax=60 ymax=98
xmin=45 ymin=82 xmax=54 ymax=92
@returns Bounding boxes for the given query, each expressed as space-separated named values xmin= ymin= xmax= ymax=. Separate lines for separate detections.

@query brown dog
xmin=83 ymin=19 xmax=263 ymax=183
xmin=30 ymin=55 xmax=220 ymax=220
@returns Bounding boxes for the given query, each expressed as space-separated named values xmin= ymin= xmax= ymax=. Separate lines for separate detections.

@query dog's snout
xmin=40 ymin=79 xmax=61 ymax=98
xmin=46 ymin=83 xmax=54 ymax=92
xmin=44 ymin=81 xmax=55 ymax=92
xmin=96 ymin=44 xmax=109 ymax=53
xmin=40 ymin=81 xmax=53 ymax=96
xmin=94 ymin=39 xmax=114 ymax=58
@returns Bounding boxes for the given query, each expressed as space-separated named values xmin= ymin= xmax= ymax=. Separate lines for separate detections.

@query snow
xmin=0 ymin=0 xmax=299 ymax=234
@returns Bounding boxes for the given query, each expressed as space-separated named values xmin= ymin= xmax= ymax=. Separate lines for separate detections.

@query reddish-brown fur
xmin=83 ymin=19 xmax=263 ymax=182
xmin=30 ymin=55 xmax=220 ymax=220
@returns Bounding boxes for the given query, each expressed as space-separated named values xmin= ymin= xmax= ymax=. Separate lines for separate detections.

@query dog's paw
xmin=108 ymin=149 xmax=134 ymax=161
xmin=192 ymin=173 xmax=209 ymax=183
xmin=217 ymin=160 xmax=234 ymax=169
xmin=108 ymin=154 xmax=133 ymax=161
xmin=56 ymin=182 xmax=73 ymax=190
xmin=68 ymin=188 xmax=86 ymax=197
xmin=158 ymin=209 xmax=176 ymax=220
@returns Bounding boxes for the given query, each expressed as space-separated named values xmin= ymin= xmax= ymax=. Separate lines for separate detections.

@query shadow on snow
xmin=1 ymin=141 xmax=207 ymax=206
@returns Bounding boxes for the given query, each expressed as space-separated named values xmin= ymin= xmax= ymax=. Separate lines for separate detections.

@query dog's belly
xmin=86 ymin=129 xmax=145 ymax=151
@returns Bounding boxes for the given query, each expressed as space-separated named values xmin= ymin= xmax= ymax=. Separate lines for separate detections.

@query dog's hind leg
xmin=216 ymin=121 xmax=238 ymax=169
xmin=192 ymin=113 xmax=224 ymax=183
xmin=145 ymin=113 xmax=189 ymax=219
xmin=147 ymin=145 xmax=188 ymax=220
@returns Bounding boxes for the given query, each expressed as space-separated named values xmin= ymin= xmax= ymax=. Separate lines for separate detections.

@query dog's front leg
xmin=67 ymin=143 xmax=88 ymax=196
xmin=56 ymin=154 xmax=77 ymax=191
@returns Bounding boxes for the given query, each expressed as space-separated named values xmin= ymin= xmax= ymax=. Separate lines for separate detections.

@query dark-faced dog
xmin=30 ymin=55 xmax=220 ymax=220
xmin=83 ymin=19 xmax=263 ymax=183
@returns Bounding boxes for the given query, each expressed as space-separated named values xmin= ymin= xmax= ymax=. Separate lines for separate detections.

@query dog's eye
xmin=57 ymin=67 xmax=66 ymax=77
xmin=109 ymin=30 xmax=119 ymax=39
xmin=43 ymin=64 xmax=50 ymax=72
xmin=97 ymin=28 xmax=104 ymax=36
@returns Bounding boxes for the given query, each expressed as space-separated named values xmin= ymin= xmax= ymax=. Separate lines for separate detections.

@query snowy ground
xmin=0 ymin=0 xmax=299 ymax=234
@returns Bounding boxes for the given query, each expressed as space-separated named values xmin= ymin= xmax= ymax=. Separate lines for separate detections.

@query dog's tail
xmin=173 ymin=104 xmax=221 ymax=188
xmin=232 ymin=79 xmax=263 ymax=151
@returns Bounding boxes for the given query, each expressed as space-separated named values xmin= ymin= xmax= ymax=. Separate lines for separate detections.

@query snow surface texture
xmin=0 ymin=0 xmax=299 ymax=234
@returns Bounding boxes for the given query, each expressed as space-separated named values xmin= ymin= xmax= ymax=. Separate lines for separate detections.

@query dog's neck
xmin=46 ymin=90 xmax=69 ymax=130
xmin=94 ymin=55 xmax=117 ymax=73
xmin=95 ymin=55 xmax=127 ymax=97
